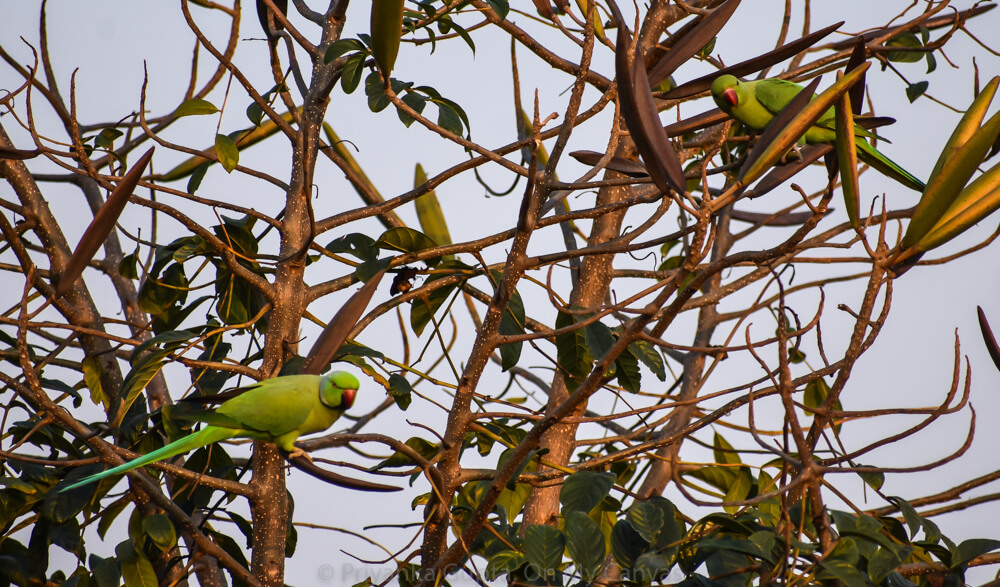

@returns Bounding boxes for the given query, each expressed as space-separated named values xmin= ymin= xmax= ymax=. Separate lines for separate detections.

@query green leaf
xmin=723 ymin=468 xmax=753 ymax=514
xmin=485 ymin=550 xmax=526 ymax=581
xmin=187 ymin=163 xmax=209 ymax=193
xmin=857 ymin=467 xmax=885 ymax=491
xmin=634 ymin=551 xmax=674 ymax=584
xmin=246 ymin=101 xmax=264 ymax=126
xmin=398 ymin=91 xmax=428 ymax=127
xmin=119 ymin=253 xmax=139 ymax=280
xmin=887 ymin=496 xmax=922 ymax=538
xmin=555 ymin=311 xmax=592 ymax=390
xmin=387 ymin=373 xmax=412 ymax=410
xmin=868 ymin=546 xmax=914 ymax=584
xmin=630 ymin=339 xmax=665 ymax=381
xmin=906 ymin=81 xmax=929 ymax=103
xmin=141 ymin=514 xmax=177 ymax=551
xmin=82 ymin=355 xmax=107 ymax=409
xmin=373 ymin=436 xmax=439 ymax=469
xmin=627 ymin=501 xmax=664 ymax=545
xmin=90 ymin=554 xmax=121 ymax=587
xmin=437 ymin=101 xmax=465 ymax=135
xmin=560 ymin=471 xmax=615 ymax=513
xmin=713 ymin=432 xmax=742 ymax=466
xmin=685 ymin=464 xmax=735 ymax=492
xmin=647 ymin=497 xmax=684 ymax=549
xmin=325 ymin=38 xmax=366 ymax=63
xmin=214 ymin=133 xmax=239 ymax=173
xmin=97 ymin=497 xmax=131 ymax=540
xmin=523 ymin=524 xmax=565 ymax=577
xmin=565 ymin=511 xmax=606 ymax=581
xmin=174 ymin=98 xmax=218 ymax=117
xmin=364 ymin=73 xmax=410 ymax=113
xmin=885 ymin=33 xmax=924 ymax=63
xmin=496 ymin=278 xmax=525 ymax=371
xmin=615 ymin=346 xmax=641 ymax=393
xmin=120 ymin=349 xmax=171 ymax=417
xmin=611 ymin=519 xmax=649 ymax=569
xmin=116 ymin=542 xmax=158 ymax=587
xmin=484 ymin=0 xmax=509 ymax=20
xmin=94 ymin=127 xmax=124 ymax=150
xmin=952 ymin=538 xmax=1000 ymax=570
xmin=376 ymin=227 xmax=439 ymax=255
xmin=818 ymin=558 xmax=868 ymax=587
xmin=754 ymin=469 xmax=780 ymax=526
xmin=496 ymin=474 xmax=534 ymax=524
xmin=698 ymin=37 xmax=717 ymax=59
xmin=584 ymin=320 xmax=615 ymax=359
xmin=803 ymin=377 xmax=830 ymax=409
xmin=0 ymin=477 xmax=37 ymax=494
xmin=409 ymin=280 xmax=456 ymax=336
xmin=341 ymin=52 xmax=367 ymax=94
xmin=43 ymin=474 xmax=91 ymax=522
xmin=327 ymin=233 xmax=379 ymax=261
xmin=49 ymin=519 xmax=83 ymax=556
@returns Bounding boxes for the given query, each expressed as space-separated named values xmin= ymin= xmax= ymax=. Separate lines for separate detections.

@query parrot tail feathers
xmin=855 ymin=140 xmax=926 ymax=192
xmin=60 ymin=426 xmax=237 ymax=492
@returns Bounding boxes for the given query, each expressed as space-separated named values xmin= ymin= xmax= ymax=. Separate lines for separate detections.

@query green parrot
xmin=61 ymin=371 xmax=359 ymax=492
xmin=710 ymin=74 xmax=925 ymax=192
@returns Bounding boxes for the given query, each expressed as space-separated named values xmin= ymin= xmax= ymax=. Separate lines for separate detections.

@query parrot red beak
xmin=722 ymin=87 xmax=738 ymax=107
xmin=342 ymin=387 xmax=356 ymax=409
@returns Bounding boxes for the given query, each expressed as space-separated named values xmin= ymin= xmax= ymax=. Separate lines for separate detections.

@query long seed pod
xmin=414 ymin=163 xmax=452 ymax=247
xmin=606 ymin=0 xmax=685 ymax=194
xmin=915 ymin=158 xmax=1000 ymax=251
xmin=569 ymin=150 xmax=650 ymax=177
xmin=301 ymin=270 xmax=386 ymax=375
xmin=738 ymin=79 xmax=821 ymax=184
xmin=647 ymin=0 xmax=741 ymax=89
xmin=928 ymin=77 xmax=1000 ymax=187
xmin=977 ymin=306 xmax=1000 ymax=375
xmin=903 ymin=107 xmax=1000 ymax=248
xmin=371 ymin=0 xmax=405 ymax=81
xmin=746 ymin=144 xmax=832 ymax=199
xmin=835 ymin=84 xmax=861 ymax=229
xmin=55 ymin=148 xmax=154 ymax=298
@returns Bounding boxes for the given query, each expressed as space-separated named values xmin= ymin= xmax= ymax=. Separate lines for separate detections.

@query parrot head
xmin=710 ymin=74 xmax=741 ymax=112
xmin=319 ymin=371 xmax=360 ymax=410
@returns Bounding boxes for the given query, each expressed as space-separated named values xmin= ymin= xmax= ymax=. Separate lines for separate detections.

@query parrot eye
xmin=722 ymin=87 xmax=739 ymax=107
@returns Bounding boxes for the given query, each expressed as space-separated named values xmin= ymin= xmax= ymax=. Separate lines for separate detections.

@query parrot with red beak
xmin=710 ymin=74 xmax=925 ymax=192
xmin=61 ymin=371 xmax=359 ymax=492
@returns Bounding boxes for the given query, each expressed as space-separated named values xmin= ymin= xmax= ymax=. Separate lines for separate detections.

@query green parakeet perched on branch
xmin=61 ymin=372 xmax=359 ymax=492
xmin=710 ymin=74 xmax=925 ymax=192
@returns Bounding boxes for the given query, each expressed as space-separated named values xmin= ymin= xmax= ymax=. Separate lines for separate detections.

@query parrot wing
xmin=215 ymin=375 xmax=321 ymax=439
xmin=755 ymin=78 xmax=881 ymax=139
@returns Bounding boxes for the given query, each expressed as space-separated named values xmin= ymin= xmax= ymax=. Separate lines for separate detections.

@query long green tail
xmin=856 ymin=139 xmax=926 ymax=192
xmin=61 ymin=425 xmax=237 ymax=492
